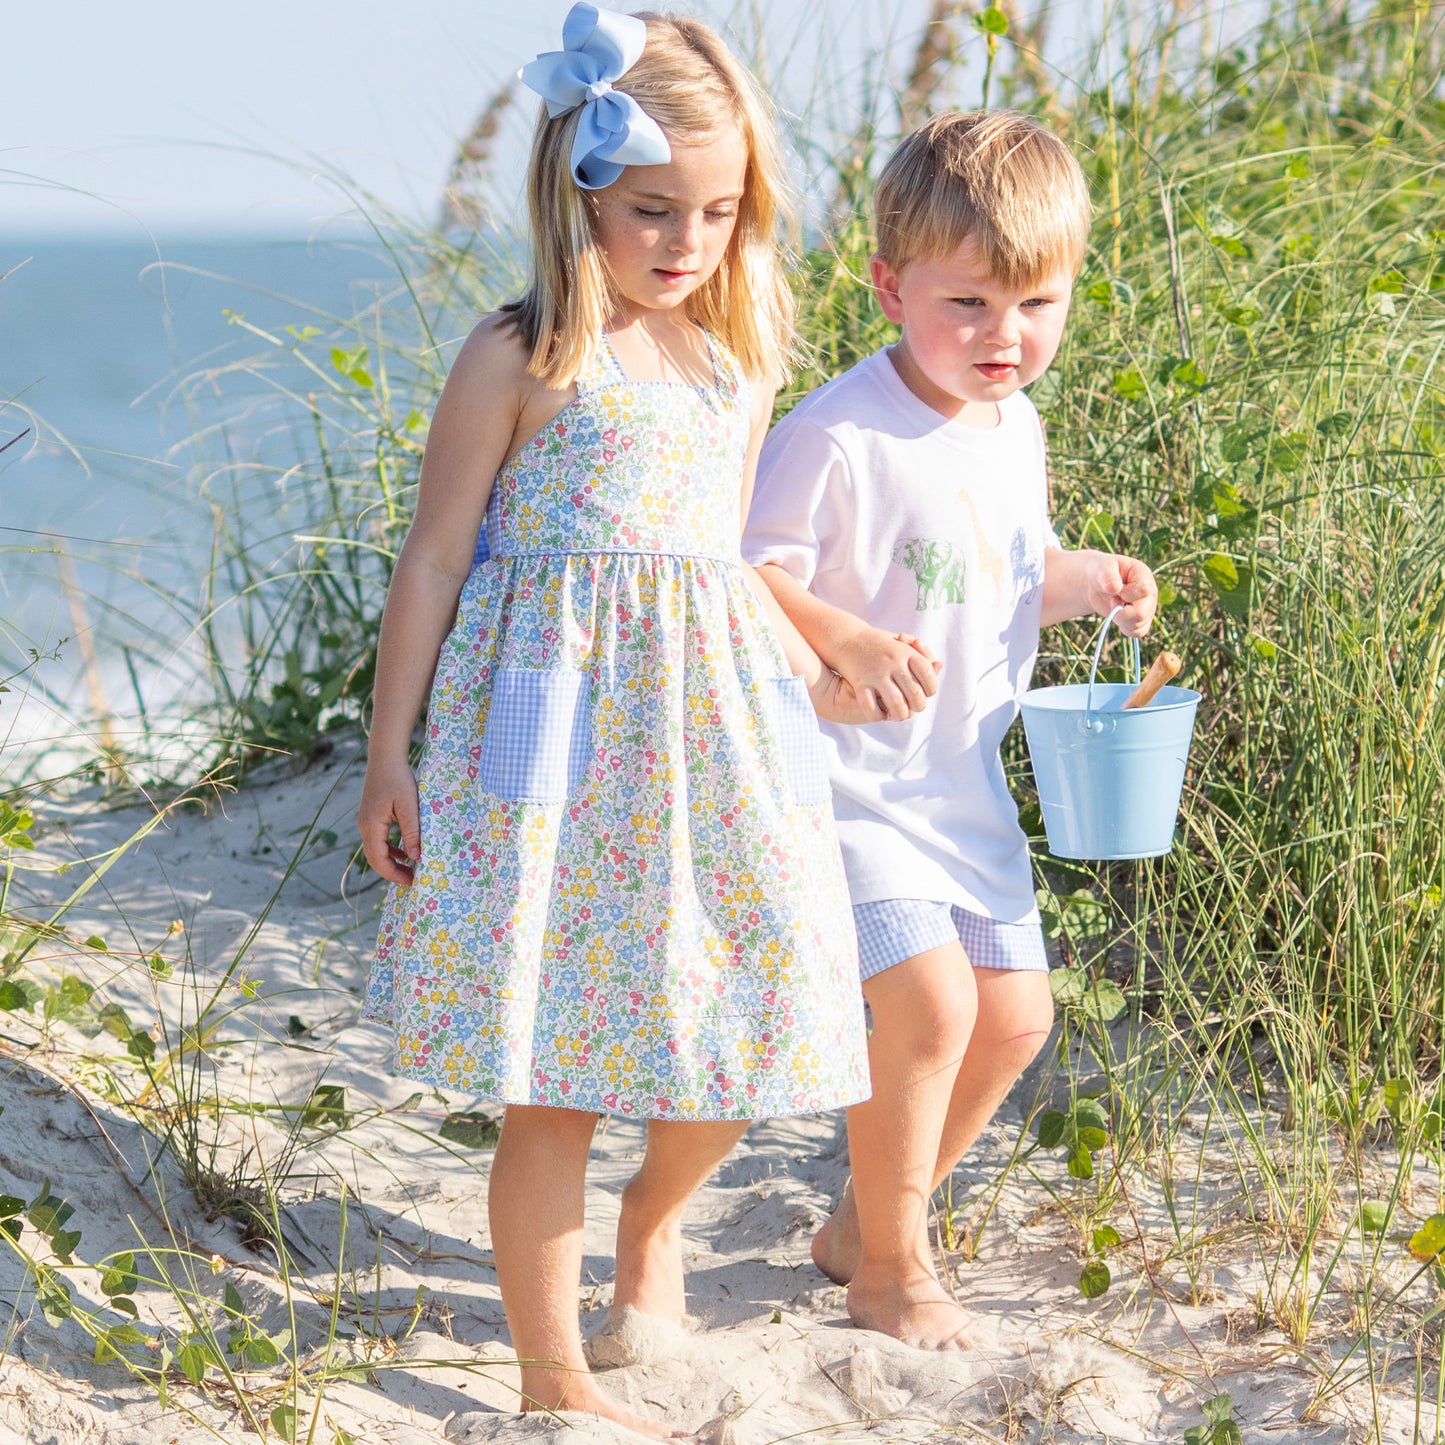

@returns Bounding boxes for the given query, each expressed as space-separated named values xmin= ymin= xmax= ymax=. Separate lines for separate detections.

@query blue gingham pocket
xmin=765 ymin=675 xmax=832 ymax=807
xmin=479 ymin=668 xmax=592 ymax=803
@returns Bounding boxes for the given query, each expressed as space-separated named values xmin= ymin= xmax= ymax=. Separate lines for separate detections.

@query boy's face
xmin=870 ymin=239 xmax=1075 ymax=422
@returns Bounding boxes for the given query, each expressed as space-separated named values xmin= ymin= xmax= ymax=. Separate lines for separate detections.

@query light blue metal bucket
xmin=1019 ymin=608 xmax=1201 ymax=859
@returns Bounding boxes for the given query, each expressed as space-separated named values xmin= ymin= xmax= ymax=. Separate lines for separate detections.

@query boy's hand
xmin=359 ymin=759 xmax=422 ymax=885
xmin=834 ymin=628 xmax=942 ymax=721
xmin=1092 ymin=554 xmax=1158 ymax=637
xmin=1082 ymin=553 xmax=1158 ymax=637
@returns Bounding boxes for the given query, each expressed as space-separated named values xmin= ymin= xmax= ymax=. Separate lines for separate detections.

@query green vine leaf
xmin=972 ymin=5 xmax=1008 ymax=35
xmin=1409 ymin=1213 xmax=1445 ymax=1262
xmin=100 ymin=1252 xmax=138 ymax=1298
xmin=439 ymin=1111 xmax=501 ymax=1149
xmin=1358 ymin=1201 xmax=1388 ymax=1234
xmin=1035 ymin=1109 xmax=1068 ymax=1149
xmin=38 ymin=1272 xmax=73 ymax=1326
xmin=1112 ymin=367 xmax=1147 ymax=399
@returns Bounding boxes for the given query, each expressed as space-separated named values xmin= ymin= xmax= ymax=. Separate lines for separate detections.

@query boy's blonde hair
xmin=874 ymin=110 xmax=1091 ymax=286
xmin=512 ymin=12 xmax=796 ymax=387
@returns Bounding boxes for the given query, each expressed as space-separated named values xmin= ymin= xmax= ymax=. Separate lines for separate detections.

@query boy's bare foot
xmin=811 ymin=1181 xmax=862 ymax=1284
xmin=522 ymin=1374 xmax=691 ymax=1440
xmin=845 ymin=1269 xmax=974 ymax=1351
xmin=812 ymin=1181 xmax=933 ymax=1288
xmin=611 ymin=1178 xmax=687 ymax=1321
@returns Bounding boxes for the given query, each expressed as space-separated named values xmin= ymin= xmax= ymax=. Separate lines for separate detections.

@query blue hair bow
xmin=519 ymin=3 xmax=671 ymax=190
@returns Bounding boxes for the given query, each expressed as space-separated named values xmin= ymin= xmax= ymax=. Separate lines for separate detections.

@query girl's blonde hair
xmin=510 ymin=11 xmax=796 ymax=387
xmin=875 ymin=110 xmax=1091 ymax=287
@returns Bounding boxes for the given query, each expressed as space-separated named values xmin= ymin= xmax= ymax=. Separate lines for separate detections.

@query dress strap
xmin=576 ymin=335 xmax=628 ymax=395
xmin=583 ymin=328 xmax=748 ymax=403
xmin=699 ymin=329 xmax=724 ymax=390
xmin=705 ymin=331 xmax=748 ymax=408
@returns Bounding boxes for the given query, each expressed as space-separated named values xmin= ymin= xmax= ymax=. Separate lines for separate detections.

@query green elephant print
xmin=891 ymin=537 xmax=968 ymax=610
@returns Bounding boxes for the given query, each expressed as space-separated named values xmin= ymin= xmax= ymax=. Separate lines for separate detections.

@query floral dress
xmin=364 ymin=333 xmax=870 ymax=1121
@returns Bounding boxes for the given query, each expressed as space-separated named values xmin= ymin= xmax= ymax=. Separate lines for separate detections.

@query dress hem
xmin=381 ymin=1058 xmax=871 ymax=1123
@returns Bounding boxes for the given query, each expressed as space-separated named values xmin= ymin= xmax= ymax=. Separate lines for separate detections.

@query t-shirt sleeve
xmin=743 ymin=415 xmax=853 ymax=587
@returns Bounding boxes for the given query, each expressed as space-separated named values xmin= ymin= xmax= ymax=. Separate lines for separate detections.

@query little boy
xmin=744 ymin=110 xmax=1157 ymax=1350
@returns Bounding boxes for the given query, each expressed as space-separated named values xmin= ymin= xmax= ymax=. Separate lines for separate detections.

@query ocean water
xmin=0 ymin=234 xmax=404 ymax=764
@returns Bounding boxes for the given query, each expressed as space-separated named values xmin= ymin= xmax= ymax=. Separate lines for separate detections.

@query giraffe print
xmin=954 ymin=488 xmax=1005 ymax=605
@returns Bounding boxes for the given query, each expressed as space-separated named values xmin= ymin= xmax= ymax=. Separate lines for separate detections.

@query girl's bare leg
xmin=489 ymin=1103 xmax=687 ymax=1440
xmin=612 ymin=1118 xmax=750 ymax=1319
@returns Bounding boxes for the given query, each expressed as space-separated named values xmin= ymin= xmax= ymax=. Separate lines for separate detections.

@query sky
xmin=4 ymin=2 xmax=568 ymax=234
xmin=1 ymin=0 xmax=999 ymax=238
xmin=0 ymin=1 xmax=1152 ymax=239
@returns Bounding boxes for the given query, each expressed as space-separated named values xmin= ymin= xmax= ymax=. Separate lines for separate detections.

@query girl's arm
xmin=737 ymin=383 xmax=873 ymax=724
xmin=1041 ymin=547 xmax=1158 ymax=635
xmin=357 ymin=317 xmax=534 ymax=884
xmin=753 ymin=561 xmax=938 ymax=722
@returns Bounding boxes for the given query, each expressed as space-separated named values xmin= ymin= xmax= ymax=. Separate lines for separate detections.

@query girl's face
xmin=591 ymin=130 xmax=749 ymax=323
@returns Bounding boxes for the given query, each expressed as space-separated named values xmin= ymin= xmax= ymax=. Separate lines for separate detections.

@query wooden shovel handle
xmin=1121 ymin=650 xmax=1182 ymax=709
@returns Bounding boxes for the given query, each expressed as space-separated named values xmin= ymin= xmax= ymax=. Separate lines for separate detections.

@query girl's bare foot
xmin=611 ymin=1176 xmax=687 ymax=1321
xmin=845 ymin=1266 xmax=974 ymax=1351
xmin=522 ymin=1370 xmax=691 ymax=1440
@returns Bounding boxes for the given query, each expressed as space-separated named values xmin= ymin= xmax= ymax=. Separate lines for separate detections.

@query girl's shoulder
xmin=444 ymin=309 xmax=574 ymax=424
xmin=446 ymin=309 xmax=587 ymax=463
xmin=449 ymin=310 xmax=536 ymax=393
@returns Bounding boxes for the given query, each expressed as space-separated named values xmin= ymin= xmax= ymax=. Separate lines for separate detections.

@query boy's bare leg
xmin=815 ymin=945 xmax=979 ymax=1349
xmin=812 ymin=1174 xmax=931 ymax=1285
xmin=612 ymin=1118 xmax=750 ymax=1320
xmin=814 ymin=967 xmax=1054 ymax=1287
xmin=928 ymin=967 xmax=1054 ymax=1196
xmin=489 ymin=1104 xmax=687 ymax=1441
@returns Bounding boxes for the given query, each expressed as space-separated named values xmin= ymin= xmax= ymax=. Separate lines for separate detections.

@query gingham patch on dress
xmin=478 ymin=668 xmax=592 ymax=803
xmin=765 ymin=675 xmax=833 ymax=806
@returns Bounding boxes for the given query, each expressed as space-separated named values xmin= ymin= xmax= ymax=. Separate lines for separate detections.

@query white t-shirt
xmin=744 ymin=349 xmax=1057 ymax=923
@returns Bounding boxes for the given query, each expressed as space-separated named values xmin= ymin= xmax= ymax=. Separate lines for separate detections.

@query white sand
xmin=0 ymin=744 xmax=1428 ymax=1442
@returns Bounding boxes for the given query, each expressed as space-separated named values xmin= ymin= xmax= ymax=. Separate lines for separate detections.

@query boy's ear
xmin=869 ymin=254 xmax=907 ymax=326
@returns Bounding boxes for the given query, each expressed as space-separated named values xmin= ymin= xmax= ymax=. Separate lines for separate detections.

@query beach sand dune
xmin=0 ymin=748 xmax=1406 ymax=1442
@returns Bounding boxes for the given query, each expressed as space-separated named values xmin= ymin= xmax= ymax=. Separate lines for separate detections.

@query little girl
xmin=358 ymin=5 xmax=870 ymax=1436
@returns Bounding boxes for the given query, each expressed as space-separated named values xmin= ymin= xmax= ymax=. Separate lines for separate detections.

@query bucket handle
xmin=1084 ymin=605 xmax=1142 ymax=725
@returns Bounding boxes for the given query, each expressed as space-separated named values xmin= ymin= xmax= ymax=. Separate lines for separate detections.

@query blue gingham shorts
xmin=852 ymin=898 xmax=1050 ymax=982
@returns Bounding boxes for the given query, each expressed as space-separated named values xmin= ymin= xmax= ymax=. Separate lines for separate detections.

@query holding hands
xmin=808 ymin=632 xmax=940 ymax=725
xmin=747 ymin=562 xmax=941 ymax=725
xmin=832 ymin=629 xmax=943 ymax=722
